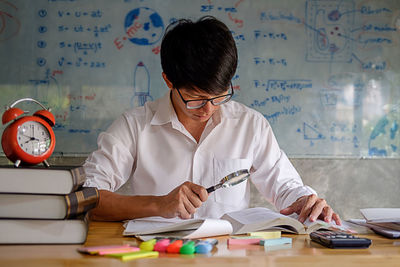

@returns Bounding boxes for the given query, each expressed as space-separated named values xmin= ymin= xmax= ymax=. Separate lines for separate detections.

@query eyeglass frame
xmin=175 ymin=83 xmax=234 ymax=109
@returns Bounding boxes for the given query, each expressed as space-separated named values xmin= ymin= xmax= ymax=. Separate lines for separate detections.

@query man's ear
xmin=162 ymin=72 xmax=174 ymax=90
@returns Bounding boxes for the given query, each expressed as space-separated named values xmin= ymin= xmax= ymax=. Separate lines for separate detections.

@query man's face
xmin=171 ymin=87 xmax=228 ymax=124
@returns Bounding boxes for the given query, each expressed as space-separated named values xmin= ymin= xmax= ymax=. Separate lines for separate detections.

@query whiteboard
xmin=0 ymin=0 xmax=399 ymax=158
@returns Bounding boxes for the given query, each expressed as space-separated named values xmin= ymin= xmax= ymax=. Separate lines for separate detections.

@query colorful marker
xmin=195 ymin=239 xmax=218 ymax=254
xmin=153 ymin=238 xmax=172 ymax=252
xmin=166 ymin=239 xmax=184 ymax=253
xmin=180 ymin=240 xmax=197 ymax=255
xmin=139 ymin=238 xmax=157 ymax=251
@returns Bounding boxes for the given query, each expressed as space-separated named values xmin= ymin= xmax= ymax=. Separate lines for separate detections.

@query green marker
xmin=180 ymin=240 xmax=197 ymax=255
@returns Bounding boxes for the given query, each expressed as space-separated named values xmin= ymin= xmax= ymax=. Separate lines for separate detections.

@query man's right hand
xmin=158 ymin=181 xmax=208 ymax=219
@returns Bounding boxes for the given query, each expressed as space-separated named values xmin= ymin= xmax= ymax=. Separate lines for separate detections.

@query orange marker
xmin=166 ymin=239 xmax=184 ymax=253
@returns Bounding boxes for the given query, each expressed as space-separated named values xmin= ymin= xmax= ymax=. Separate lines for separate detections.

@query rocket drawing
xmin=131 ymin=61 xmax=153 ymax=107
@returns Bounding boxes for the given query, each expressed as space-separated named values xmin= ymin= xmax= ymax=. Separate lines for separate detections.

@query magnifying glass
xmin=206 ymin=169 xmax=250 ymax=193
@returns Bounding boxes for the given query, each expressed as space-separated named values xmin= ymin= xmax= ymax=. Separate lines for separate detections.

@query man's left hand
xmin=279 ymin=194 xmax=341 ymax=225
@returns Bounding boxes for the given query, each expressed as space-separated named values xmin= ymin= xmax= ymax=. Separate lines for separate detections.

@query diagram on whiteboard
xmin=305 ymin=0 xmax=355 ymax=62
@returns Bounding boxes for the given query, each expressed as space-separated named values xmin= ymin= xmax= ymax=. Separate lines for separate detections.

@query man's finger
xmin=308 ymin=198 xmax=327 ymax=222
xmin=298 ymin=194 xmax=317 ymax=223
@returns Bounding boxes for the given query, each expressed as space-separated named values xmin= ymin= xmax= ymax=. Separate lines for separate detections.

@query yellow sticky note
xmin=106 ymin=251 xmax=159 ymax=262
xmin=248 ymin=231 xmax=281 ymax=239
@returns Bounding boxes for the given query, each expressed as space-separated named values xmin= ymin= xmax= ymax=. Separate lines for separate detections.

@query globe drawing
xmin=124 ymin=7 xmax=164 ymax=46
xmin=368 ymin=107 xmax=399 ymax=157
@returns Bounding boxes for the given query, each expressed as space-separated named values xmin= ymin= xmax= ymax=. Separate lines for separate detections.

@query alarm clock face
xmin=16 ymin=121 xmax=51 ymax=155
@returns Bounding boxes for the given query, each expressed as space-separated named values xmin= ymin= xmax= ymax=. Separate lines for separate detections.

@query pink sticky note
xmin=78 ymin=244 xmax=131 ymax=254
xmin=98 ymin=247 xmax=140 ymax=255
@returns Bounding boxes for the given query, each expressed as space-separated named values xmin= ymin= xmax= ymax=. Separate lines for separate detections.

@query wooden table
xmin=0 ymin=221 xmax=399 ymax=266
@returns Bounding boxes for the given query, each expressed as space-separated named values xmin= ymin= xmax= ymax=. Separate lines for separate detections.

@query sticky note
xmin=77 ymin=244 xmax=131 ymax=254
xmin=106 ymin=251 xmax=159 ymax=262
xmin=228 ymin=238 xmax=261 ymax=245
xmin=248 ymin=231 xmax=281 ymax=239
xmin=98 ymin=247 xmax=140 ymax=255
xmin=261 ymin=237 xmax=292 ymax=247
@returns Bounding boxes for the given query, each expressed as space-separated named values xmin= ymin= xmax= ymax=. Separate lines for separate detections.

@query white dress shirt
xmin=83 ymin=91 xmax=316 ymax=219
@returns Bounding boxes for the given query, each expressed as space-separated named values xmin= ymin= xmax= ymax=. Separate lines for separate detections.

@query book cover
xmin=0 ymin=165 xmax=86 ymax=194
xmin=0 ymin=187 xmax=99 ymax=219
xmin=0 ymin=214 xmax=89 ymax=244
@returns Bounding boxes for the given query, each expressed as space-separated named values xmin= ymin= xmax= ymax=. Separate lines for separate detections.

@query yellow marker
xmin=139 ymin=239 xmax=157 ymax=251
xmin=248 ymin=231 xmax=281 ymax=239
xmin=106 ymin=251 xmax=159 ymax=262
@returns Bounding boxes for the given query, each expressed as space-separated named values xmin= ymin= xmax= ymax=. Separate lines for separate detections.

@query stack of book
xmin=359 ymin=208 xmax=400 ymax=238
xmin=0 ymin=165 xmax=99 ymax=244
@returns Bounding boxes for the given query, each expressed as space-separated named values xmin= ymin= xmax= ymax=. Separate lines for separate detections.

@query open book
xmin=123 ymin=207 xmax=347 ymax=239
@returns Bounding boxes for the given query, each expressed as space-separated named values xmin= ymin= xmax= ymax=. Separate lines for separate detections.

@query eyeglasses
xmin=176 ymin=83 xmax=234 ymax=109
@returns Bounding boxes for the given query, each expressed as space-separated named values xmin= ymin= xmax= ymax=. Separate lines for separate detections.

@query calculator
xmin=310 ymin=230 xmax=372 ymax=249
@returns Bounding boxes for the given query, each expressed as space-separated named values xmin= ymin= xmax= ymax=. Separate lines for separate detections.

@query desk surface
xmin=0 ymin=221 xmax=399 ymax=266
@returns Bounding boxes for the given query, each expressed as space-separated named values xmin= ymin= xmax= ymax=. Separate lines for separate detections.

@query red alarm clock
xmin=1 ymin=98 xmax=56 ymax=167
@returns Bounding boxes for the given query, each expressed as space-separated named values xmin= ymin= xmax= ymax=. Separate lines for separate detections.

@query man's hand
xmin=159 ymin=181 xmax=208 ymax=219
xmin=279 ymin=194 xmax=341 ymax=225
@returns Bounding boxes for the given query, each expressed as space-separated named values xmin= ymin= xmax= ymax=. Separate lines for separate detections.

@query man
xmin=83 ymin=16 xmax=341 ymax=225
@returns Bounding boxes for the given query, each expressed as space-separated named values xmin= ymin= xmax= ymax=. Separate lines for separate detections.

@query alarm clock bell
xmin=1 ymin=98 xmax=56 ymax=167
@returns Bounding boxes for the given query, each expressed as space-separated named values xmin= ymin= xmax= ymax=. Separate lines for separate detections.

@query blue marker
xmin=195 ymin=239 xmax=218 ymax=254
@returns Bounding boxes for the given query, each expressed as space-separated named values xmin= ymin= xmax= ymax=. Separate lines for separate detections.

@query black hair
xmin=160 ymin=16 xmax=237 ymax=95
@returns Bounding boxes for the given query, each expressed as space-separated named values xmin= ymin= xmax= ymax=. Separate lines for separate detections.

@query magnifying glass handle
xmin=206 ymin=186 xmax=216 ymax=194
xmin=206 ymin=184 xmax=222 ymax=193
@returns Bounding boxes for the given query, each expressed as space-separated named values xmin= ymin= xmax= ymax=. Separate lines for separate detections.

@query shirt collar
xmin=150 ymin=91 xmax=176 ymax=126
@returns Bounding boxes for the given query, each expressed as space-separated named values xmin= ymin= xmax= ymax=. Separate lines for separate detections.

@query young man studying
xmin=83 ymin=16 xmax=341 ymax=225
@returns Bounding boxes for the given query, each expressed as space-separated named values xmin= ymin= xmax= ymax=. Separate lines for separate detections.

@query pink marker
xmin=154 ymin=239 xmax=171 ymax=252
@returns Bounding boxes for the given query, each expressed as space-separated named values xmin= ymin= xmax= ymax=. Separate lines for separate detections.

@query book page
xmin=123 ymin=217 xmax=233 ymax=239
xmin=222 ymin=207 xmax=288 ymax=225
xmin=361 ymin=208 xmax=400 ymax=223
xmin=123 ymin=217 xmax=203 ymax=235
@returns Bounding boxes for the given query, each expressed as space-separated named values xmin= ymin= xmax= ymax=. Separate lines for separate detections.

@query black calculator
xmin=310 ymin=230 xmax=372 ymax=249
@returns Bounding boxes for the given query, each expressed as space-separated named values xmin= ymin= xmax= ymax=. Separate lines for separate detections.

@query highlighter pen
xmin=166 ymin=239 xmax=185 ymax=253
xmin=195 ymin=239 xmax=218 ymax=254
xmin=180 ymin=240 xmax=198 ymax=255
xmin=139 ymin=238 xmax=157 ymax=251
xmin=153 ymin=238 xmax=172 ymax=253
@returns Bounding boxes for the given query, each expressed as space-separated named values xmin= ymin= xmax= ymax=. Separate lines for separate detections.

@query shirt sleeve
xmin=83 ymin=113 xmax=137 ymax=192
xmin=250 ymin=116 xmax=316 ymax=211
